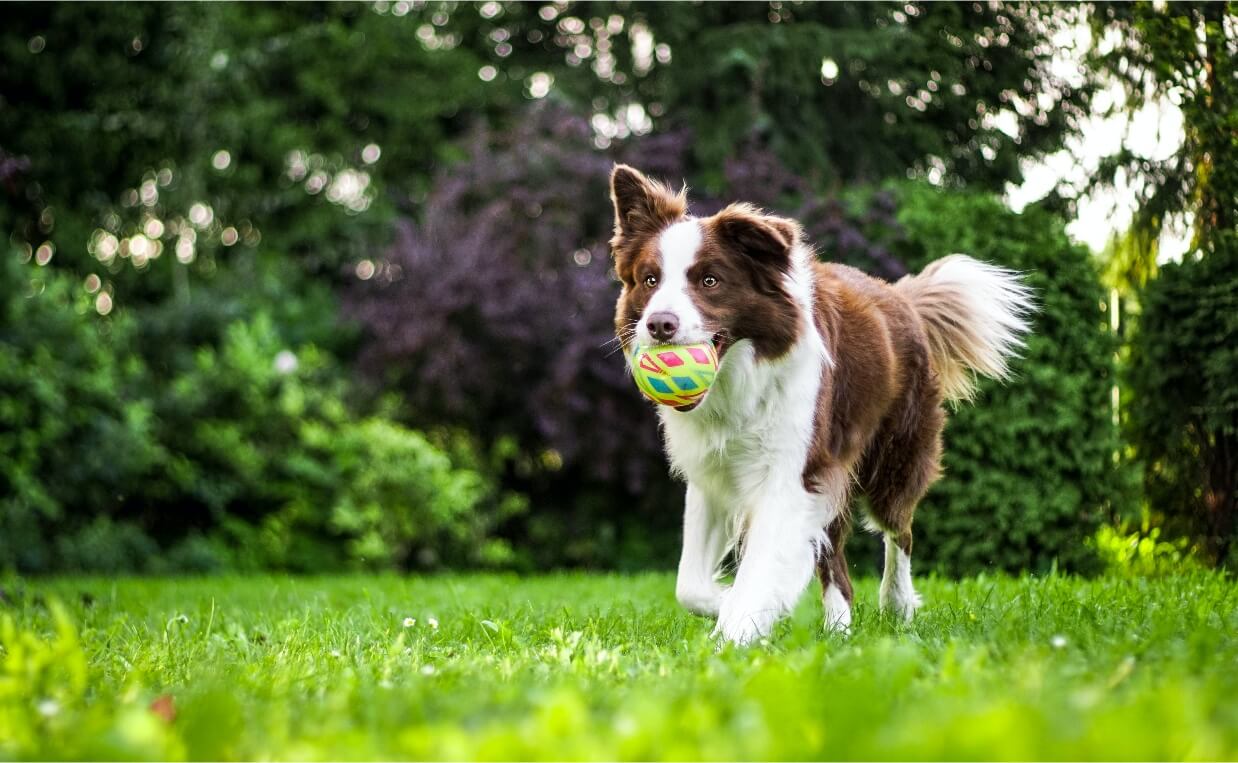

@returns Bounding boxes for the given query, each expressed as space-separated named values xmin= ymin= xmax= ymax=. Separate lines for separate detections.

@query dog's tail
xmin=895 ymin=254 xmax=1035 ymax=402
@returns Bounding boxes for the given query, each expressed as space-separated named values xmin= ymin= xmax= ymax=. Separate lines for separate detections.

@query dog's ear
xmin=714 ymin=203 xmax=800 ymax=269
xmin=609 ymin=164 xmax=686 ymax=245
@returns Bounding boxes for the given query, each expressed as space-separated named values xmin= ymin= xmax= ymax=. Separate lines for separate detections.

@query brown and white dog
xmin=609 ymin=165 xmax=1034 ymax=644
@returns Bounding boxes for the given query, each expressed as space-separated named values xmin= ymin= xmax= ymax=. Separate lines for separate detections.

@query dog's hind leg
xmin=862 ymin=402 xmax=943 ymax=622
xmin=816 ymin=515 xmax=853 ymax=633
xmin=878 ymin=528 xmax=921 ymax=621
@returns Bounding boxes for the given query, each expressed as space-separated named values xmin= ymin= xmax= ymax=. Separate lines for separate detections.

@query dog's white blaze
xmin=637 ymin=220 xmax=708 ymax=346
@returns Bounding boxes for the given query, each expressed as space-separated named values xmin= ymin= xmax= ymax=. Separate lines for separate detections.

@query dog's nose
xmin=646 ymin=311 xmax=680 ymax=343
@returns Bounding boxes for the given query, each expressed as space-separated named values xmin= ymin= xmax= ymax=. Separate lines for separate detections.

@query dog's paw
xmin=879 ymin=588 xmax=922 ymax=622
xmin=713 ymin=595 xmax=775 ymax=646
xmin=676 ymin=581 xmax=728 ymax=618
xmin=822 ymin=586 xmax=852 ymax=635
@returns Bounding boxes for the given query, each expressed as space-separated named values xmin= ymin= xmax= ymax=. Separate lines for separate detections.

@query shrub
xmin=0 ymin=251 xmax=511 ymax=572
xmin=53 ymin=518 xmax=161 ymax=575
xmin=0 ymin=256 xmax=163 ymax=572
xmin=147 ymin=315 xmax=516 ymax=572
xmin=889 ymin=184 xmax=1128 ymax=575
xmin=1126 ymin=235 xmax=1238 ymax=567
xmin=1090 ymin=519 xmax=1200 ymax=578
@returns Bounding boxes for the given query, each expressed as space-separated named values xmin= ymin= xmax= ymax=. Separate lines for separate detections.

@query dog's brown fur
xmin=806 ymin=263 xmax=946 ymax=602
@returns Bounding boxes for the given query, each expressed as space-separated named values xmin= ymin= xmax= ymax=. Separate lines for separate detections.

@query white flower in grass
xmin=420 ymin=664 xmax=436 ymax=676
xmin=426 ymin=617 xmax=439 ymax=630
xmin=402 ymin=617 xmax=416 ymax=628
xmin=37 ymin=699 xmax=60 ymax=718
xmin=1051 ymin=635 xmax=1068 ymax=649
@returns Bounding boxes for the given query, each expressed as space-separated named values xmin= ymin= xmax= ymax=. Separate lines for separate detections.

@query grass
xmin=2 ymin=572 xmax=1236 ymax=760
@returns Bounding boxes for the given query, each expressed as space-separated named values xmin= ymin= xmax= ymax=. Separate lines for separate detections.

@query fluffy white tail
xmin=896 ymin=254 xmax=1035 ymax=402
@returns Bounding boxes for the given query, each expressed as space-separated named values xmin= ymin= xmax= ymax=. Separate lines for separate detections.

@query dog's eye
xmin=643 ymin=275 xmax=658 ymax=288
xmin=702 ymin=274 xmax=719 ymax=288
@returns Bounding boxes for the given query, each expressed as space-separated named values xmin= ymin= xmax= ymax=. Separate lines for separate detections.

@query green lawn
xmin=3 ymin=572 xmax=1236 ymax=760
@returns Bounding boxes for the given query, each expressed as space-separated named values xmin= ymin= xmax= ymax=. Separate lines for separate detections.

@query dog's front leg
xmin=675 ymin=483 xmax=731 ymax=616
xmin=714 ymin=484 xmax=830 ymax=645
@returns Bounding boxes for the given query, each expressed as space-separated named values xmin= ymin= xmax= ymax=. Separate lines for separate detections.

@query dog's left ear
xmin=714 ymin=204 xmax=801 ymax=269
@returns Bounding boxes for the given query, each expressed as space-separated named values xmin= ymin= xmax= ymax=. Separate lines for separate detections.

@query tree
xmin=434 ymin=1 xmax=1094 ymax=192
xmin=1080 ymin=3 xmax=1237 ymax=565
xmin=1085 ymin=2 xmax=1235 ymax=263
xmin=1125 ymin=241 xmax=1237 ymax=566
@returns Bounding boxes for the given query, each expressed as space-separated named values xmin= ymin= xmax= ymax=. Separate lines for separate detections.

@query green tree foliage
xmin=1085 ymin=2 xmax=1235 ymax=260
xmin=2 ymin=2 xmax=1101 ymax=306
xmin=426 ymin=2 xmax=1092 ymax=192
xmin=1 ymin=3 xmax=519 ymax=285
xmin=1126 ymin=238 xmax=1238 ymax=566
xmin=1081 ymin=3 xmax=1237 ymax=565
xmin=892 ymin=185 xmax=1126 ymax=574
xmin=626 ymin=2 xmax=1091 ymax=191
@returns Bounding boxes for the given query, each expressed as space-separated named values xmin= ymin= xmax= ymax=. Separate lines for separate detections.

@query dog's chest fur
xmin=659 ymin=305 xmax=828 ymax=516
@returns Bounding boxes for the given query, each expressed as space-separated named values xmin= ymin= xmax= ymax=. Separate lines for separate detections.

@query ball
xmin=630 ymin=342 xmax=720 ymax=410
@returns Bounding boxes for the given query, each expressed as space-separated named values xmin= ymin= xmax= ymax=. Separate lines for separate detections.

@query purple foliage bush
xmin=345 ymin=104 xmax=905 ymax=567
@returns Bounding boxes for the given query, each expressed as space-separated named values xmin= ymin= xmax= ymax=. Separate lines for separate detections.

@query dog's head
xmin=609 ymin=164 xmax=804 ymax=361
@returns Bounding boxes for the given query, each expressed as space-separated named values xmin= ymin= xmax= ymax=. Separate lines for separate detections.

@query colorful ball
xmin=630 ymin=342 xmax=720 ymax=410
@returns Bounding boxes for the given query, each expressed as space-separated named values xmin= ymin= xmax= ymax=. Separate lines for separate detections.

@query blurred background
xmin=1 ymin=2 xmax=1233 ymax=576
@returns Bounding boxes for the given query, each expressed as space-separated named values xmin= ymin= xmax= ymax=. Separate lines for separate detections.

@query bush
xmin=1126 ymin=235 xmax=1238 ymax=567
xmin=0 ymin=252 xmax=511 ymax=572
xmin=889 ymin=184 xmax=1128 ymax=575
xmin=1090 ymin=519 xmax=1200 ymax=578
xmin=144 ymin=314 xmax=516 ymax=572
xmin=0 ymin=256 xmax=163 ymax=572
xmin=54 ymin=518 xmax=161 ymax=575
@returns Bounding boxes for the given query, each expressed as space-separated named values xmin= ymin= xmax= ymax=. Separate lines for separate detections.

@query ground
xmin=2 ymin=572 xmax=1236 ymax=760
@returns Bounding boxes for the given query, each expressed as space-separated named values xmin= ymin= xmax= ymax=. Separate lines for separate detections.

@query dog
xmin=608 ymin=164 xmax=1034 ymax=644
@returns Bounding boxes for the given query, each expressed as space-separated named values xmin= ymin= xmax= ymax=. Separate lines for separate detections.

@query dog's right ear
xmin=713 ymin=203 xmax=799 ymax=271
xmin=609 ymin=164 xmax=686 ymax=246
